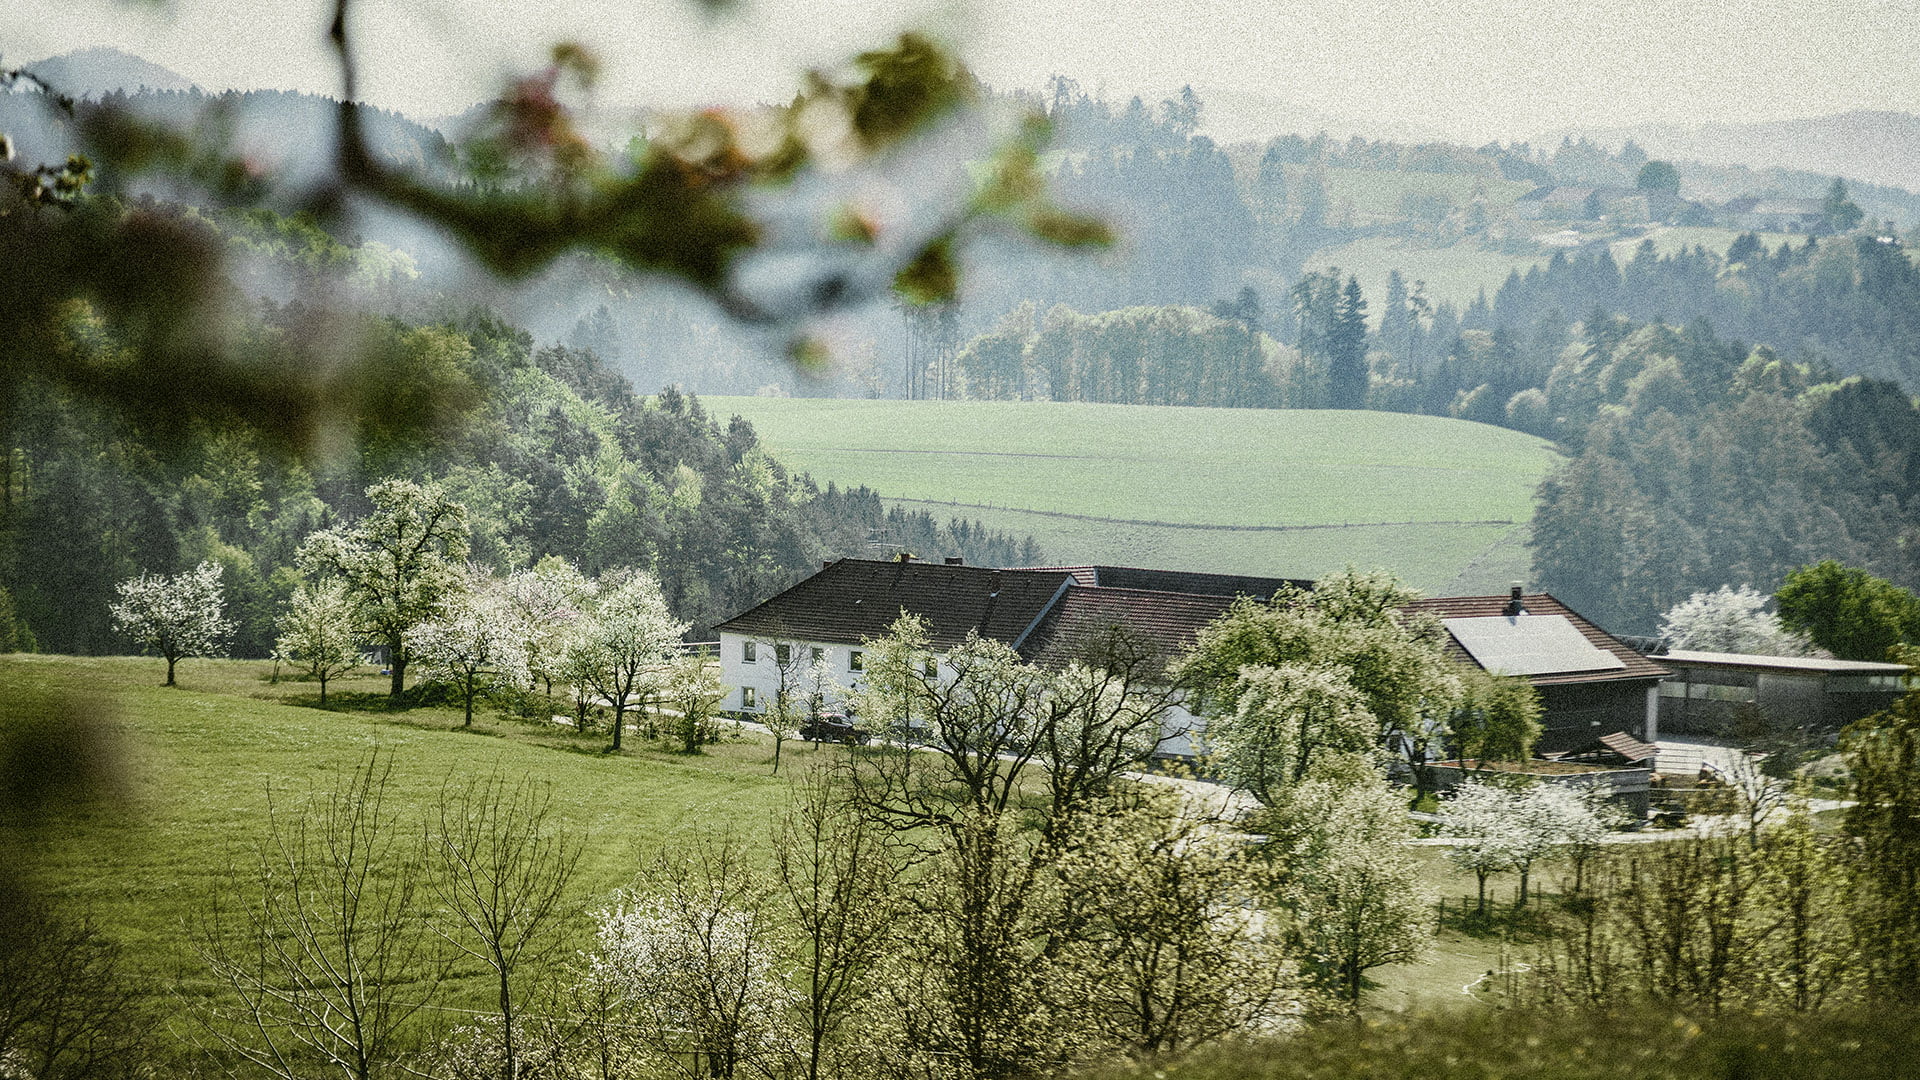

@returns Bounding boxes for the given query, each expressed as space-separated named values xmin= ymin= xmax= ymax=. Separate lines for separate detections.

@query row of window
xmin=1829 ymin=674 xmax=1906 ymax=693
xmin=741 ymin=640 xmax=865 ymax=671
xmin=739 ymin=640 xmax=945 ymax=679
xmin=1658 ymin=681 xmax=1757 ymax=703
xmin=739 ymin=687 xmax=843 ymax=711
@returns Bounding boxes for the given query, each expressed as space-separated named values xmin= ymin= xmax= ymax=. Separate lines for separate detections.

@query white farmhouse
xmin=712 ymin=555 xmax=1309 ymax=755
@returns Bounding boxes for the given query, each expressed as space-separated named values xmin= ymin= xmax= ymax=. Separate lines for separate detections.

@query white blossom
xmin=109 ymin=560 xmax=232 ymax=685
xmin=1660 ymin=585 xmax=1816 ymax=656
xmin=411 ymin=571 xmax=529 ymax=725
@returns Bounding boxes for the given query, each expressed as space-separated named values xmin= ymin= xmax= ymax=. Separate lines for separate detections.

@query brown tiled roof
xmin=713 ymin=558 xmax=1074 ymax=650
xmin=1400 ymin=593 xmax=1669 ymax=686
xmin=1021 ymin=565 xmax=1307 ymax=599
xmin=1017 ymin=587 xmax=1239 ymax=669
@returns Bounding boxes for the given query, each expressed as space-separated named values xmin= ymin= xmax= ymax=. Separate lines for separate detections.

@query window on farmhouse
xmin=849 ymin=650 xmax=864 ymax=671
xmin=811 ymin=646 xmax=825 ymax=664
xmin=742 ymin=686 xmax=757 ymax=709
xmin=742 ymin=641 xmax=758 ymax=663
xmin=775 ymin=644 xmax=792 ymax=666
xmin=924 ymin=658 xmax=938 ymax=678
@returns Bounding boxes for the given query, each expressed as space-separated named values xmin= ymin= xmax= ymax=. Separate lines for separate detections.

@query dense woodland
xmin=0 ymin=203 xmax=1036 ymax=656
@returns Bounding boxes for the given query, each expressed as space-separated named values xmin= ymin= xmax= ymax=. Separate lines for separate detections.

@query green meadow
xmin=1298 ymin=235 xmax=1549 ymax=313
xmin=710 ymin=399 xmax=1560 ymax=594
xmin=2 ymin=654 xmax=805 ymax=1030
xmin=4 ymin=653 xmax=1525 ymax=1036
xmin=1303 ymin=225 xmax=1804 ymax=319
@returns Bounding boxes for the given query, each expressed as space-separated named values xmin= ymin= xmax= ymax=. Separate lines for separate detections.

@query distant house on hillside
xmin=1402 ymin=587 xmax=1670 ymax=753
xmin=712 ymin=556 xmax=1306 ymax=756
xmin=1723 ymin=196 xmax=1826 ymax=233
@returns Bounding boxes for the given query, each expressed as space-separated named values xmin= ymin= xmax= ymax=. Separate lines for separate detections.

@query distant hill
xmin=0 ymin=82 xmax=463 ymax=194
xmin=21 ymin=46 xmax=199 ymax=97
xmin=1557 ymin=110 xmax=1920 ymax=195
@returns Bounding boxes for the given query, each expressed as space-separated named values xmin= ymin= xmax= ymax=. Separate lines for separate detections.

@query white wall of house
xmin=720 ymin=630 xmax=1211 ymax=762
xmin=717 ymin=631 xmax=871 ymax=714
xmin=1155 ymin=699 xmax=1207 ymax=758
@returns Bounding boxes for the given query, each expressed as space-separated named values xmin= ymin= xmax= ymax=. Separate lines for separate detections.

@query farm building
xmin=1723 ymin=196 xmax=1826 ymax=232
xmin=1402 ymin=587 xmax=1671 ymax=754
xmin=711 ymin=555 xmax=1305 ymax=755
xmin=1652 ymin=649 xmax=1908 ymax=737
xmin=716 ymin=559 xmax=1669 ymax=760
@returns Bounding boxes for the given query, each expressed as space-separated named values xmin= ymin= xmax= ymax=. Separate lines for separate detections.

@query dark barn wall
xmin=1536 ymin=680 xmax=1655 ymax=753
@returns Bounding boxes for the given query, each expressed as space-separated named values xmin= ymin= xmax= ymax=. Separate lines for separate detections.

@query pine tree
xmin=1327 ymin=276 xmax=1370 ymax=410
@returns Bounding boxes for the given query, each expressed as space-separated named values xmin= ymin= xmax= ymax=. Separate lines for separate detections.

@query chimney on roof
xmin=988 ymin=569 xmax=1001 ymax=598
xmin=1504 ymin=582 xmax=1526 ymax=618
xmin=897 ymin=552 xmax=913 ymax=565
xmin=944 ymin=556 xmax=964 ymax=566
xmin=823 ymin=560 xmax=833 ymax=570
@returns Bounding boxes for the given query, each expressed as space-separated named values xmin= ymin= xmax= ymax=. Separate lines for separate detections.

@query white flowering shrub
xmin=1660 ymin=585 xmax=1815 ymax=656
xmin=592 ymin=889 xmax=796 ymax=1080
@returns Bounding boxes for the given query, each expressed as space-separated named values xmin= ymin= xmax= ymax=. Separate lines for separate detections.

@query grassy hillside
xmin=1299 ymin=236 xmax=1548 ymax=312
xmin=712 ymin=399 xmax=1560 ymax=594
xmin=2 ymin=654 xmax=804 ymax=1029
xmin=1319 ymin=166 xmax=1536 ymax=222
xmin=1303 ymin=226 xmax=1803 ymax=318
xmin=4 ymin=655 xmax=1518 ymax=1018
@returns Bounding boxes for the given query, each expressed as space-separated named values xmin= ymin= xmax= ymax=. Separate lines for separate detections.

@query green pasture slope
xmin=1303 ymin=225 xmax=1800 ymax=316
xmin=712 ymin=399 xmax=1560 ymax=594
xmin=2 ymin=653 xmax=1519 ymax=1032
xmin=1 ymin=654 xmax=800 ymax=1033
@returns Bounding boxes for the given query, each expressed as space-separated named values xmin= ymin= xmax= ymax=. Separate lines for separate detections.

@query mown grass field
xmin=1319 ymin=167 xmax=1537 ymax=221
xmin=1606 ymin=224 xmax=1798 ymax=262
xmin=1305 ymin=225 xmax=1804 ymax=318
xmin=713 ymin=398 xmax=1560 ymax=594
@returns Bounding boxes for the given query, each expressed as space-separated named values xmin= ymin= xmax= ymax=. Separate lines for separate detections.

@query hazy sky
xmin=12 ymin=0 xmax=1920 ymax=144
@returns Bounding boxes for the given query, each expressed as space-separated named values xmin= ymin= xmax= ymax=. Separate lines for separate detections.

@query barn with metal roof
xmin=1402 ymin=586 xmax=1670 ymax=752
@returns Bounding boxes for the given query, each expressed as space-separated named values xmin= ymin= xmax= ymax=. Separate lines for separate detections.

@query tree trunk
xmin=610 ymin=704 xmax=624 ymax=751
xmin=165 ymin=654 xmax=177 ymax=686
xmin=389 ymin=645 xmax=407 ymax=700
xmin=463 ymin=680 xmax=475 ymax=728
xmin=319 ymin=674 xmax=328 ymax=705
xmin=498 ymin=965 xmax=517 ymax=1080
xmin=773 ymin=734 xmax=783 ymax=774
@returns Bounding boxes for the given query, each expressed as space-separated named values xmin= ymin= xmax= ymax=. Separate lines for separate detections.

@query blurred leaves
xmin=0 ymin=683 xmax=124 ymax=826
xmin=893 ymin=232 xmax=959 ymax=306
xmin=0 ymin=4 xmax=1108 ymax=462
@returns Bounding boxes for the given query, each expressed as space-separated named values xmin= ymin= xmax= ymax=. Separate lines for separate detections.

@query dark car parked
xmin=800 ymin=713 xmax=868 ymax=745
